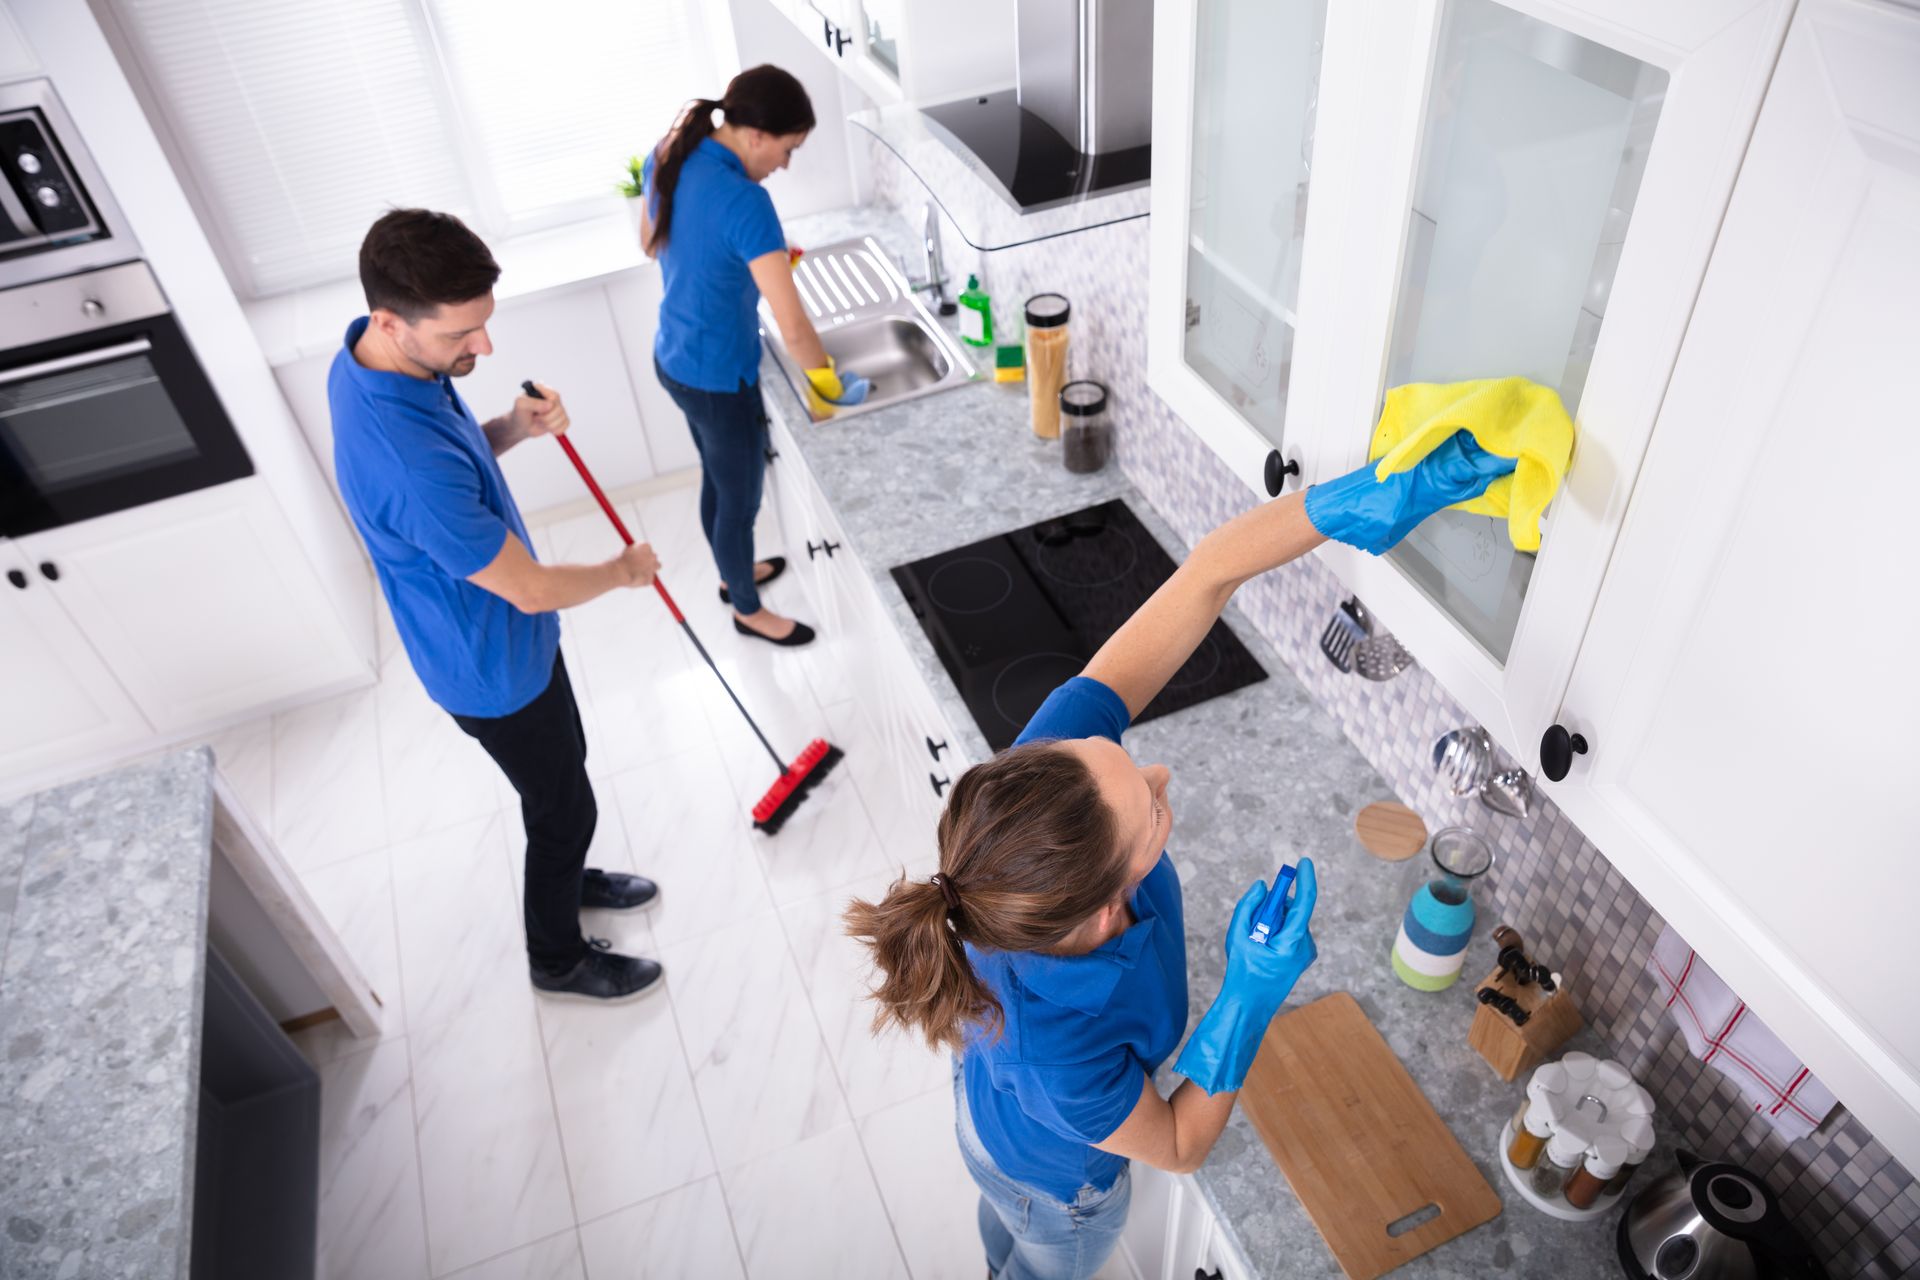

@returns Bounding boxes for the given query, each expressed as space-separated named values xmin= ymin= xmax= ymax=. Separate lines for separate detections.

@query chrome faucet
xmin=907 ymin=203 xmax=957 ymax=316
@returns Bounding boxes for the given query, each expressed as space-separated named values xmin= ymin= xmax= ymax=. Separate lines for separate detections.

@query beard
xmin=447 ymin=353 xmax=478 ymax=377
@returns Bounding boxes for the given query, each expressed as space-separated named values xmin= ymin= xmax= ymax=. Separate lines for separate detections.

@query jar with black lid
xmin=1059 ymin=380 xmax=1111 ymax=473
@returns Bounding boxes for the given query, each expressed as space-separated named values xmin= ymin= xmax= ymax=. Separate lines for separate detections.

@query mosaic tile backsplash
xmin=867 ymin=139 xmax=1919 ymax=1278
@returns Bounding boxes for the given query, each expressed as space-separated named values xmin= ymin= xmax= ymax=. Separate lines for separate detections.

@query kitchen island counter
xmin=0 ymin=748 xmax=215 ymax=1280
xmin=771 ymin=205 xmax=1642 ymax=1279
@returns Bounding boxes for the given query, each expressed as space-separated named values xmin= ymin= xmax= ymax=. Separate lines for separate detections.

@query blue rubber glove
xmin=1303 ymin=430 xmax=1517 ymax=555
xmin=1174 ymin=858 xmax=1319 ymax=1095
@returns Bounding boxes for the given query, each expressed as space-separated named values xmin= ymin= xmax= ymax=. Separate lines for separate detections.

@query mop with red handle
xmin=523 ymin=381 xmax=842 ymax=834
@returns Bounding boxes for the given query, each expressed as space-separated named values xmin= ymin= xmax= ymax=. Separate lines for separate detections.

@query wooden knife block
xmin=1468 ymin=965 xmax=1582 ymax=1081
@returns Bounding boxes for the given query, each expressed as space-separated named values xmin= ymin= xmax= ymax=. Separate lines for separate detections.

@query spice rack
xmin=1496 ymin=1051 xmax=1657 ymax=1221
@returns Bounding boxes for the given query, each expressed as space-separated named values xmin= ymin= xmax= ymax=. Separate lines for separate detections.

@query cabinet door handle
xmin=1539 ymin=723 xmax=1589 ymax=782
xmin=1264 ymin=450 xmax=1301 ymax=497
xmin=822 ymin=14 xmax=834 ymax=49
xmin=807 ymin=539 xmax=840 ymax=560
xmin=929 ymin=772 xmax=951 ymax=797
xmin=38 ymin=561 xmax=58 ymax=582
xmin=926 ymin=736 xmax=949 ymax=761
xmin=764 ymin=446 xmax=779 ymax=464
xmin=6 ymin=568 xmax=26 ymax=590
xmin=833 ymin=25 xmax=852 ymax=54
xmin=807 ymin=539 xmax=824 ymax=560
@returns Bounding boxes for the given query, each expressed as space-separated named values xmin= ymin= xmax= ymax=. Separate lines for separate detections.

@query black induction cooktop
xmin=891 ymin=500 xmax=1266 ymax=751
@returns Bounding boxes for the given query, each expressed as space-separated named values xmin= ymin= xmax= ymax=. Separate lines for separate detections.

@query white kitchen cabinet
xmin=1161 ymin=1173 xmax=1255 ymax=1280
xmin=0 ymin=543 xmax=148 ymax=779
xmin=765 ymin=409 xmax=968 ymax=836
xmin=1549 ymin=0 xmax=1920 ymax=1174
xmin=1151 ymin=0 xmax=1793 ymax=769
xmin=770 ymin=0 xmax=1014 ymax=108
xmin=15 ymin=479 xmax=366 ymax=735
xmin=1147 ymin=0 xmax=1334 ymax=501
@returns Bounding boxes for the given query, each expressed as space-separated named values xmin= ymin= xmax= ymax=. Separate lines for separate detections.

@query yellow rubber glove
xmin=804 ymin=360 xmax=845 ymax=421
xmin=804 ymin=359 xmax=848 ymax=403
xmin=803 ymin=358 xmax=872 ymax=418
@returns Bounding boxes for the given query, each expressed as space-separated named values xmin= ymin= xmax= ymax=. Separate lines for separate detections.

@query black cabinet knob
xmin=807 ymin=540 xmax=824 ymax=560
xmin=822 ymin=540 xmax=840 ymax=558
xmin=6 ymin=569 xmax=26 ymax=590
xmin=822 ymin=14 xmax=833 ymax=48
xmin=926 ymin=736 xmax=948 ymax=761
xmin=1264 ymin=450 xmax=1300 ymax=497
xmin=38 ymin=562 xmax=58 ymax=582
xmin=1539 ymin=723 xmax=1589 ymax=782
xmin=929 ymin=772 xmax=951 ymax=797
xmin=764 ymin=446 xmax=779 ymax=464
xmin=833 ymin=26 xmax=852 ymax=54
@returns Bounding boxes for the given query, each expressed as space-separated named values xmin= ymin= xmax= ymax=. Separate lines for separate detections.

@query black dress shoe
xmin=732 ymin=617 xmax=816 ymax=647
xmin=531 ymin=938 xmax=663 ymax=1003
xmin=718 ymin=556 xmax=788 ymax=604
xmin=580 ymin=868 xmax=658 ymax=911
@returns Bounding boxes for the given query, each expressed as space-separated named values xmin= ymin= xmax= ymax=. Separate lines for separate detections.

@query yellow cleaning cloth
xmin=1369 ymin=376 xmax=1574 ymax=553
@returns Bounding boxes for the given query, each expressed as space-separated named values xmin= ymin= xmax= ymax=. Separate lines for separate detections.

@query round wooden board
xmin=1355 ymin=802 xmax=1428 ymax=862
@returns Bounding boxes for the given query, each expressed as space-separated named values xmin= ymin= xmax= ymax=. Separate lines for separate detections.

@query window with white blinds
xmin=106 ymin=0 xmax=717 ymax=298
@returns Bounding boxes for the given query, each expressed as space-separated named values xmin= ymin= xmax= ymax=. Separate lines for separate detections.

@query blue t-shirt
xmin=646 ymin=138 xmax=787 ymax=391
xmin=328 ymin=317 xmax=559 ymax=718
xmin=962 ymin=677 xmax=1190 ymax=1203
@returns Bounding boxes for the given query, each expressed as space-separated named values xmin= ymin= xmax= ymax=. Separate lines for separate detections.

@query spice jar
xmin=1025 ymin=293 xmax=1070 ymax=439
xmin=1606 ymin=1116 xmax=1656 ymax=1197
xmin=1565 ymin=1135 xmax=1631 ymax=1209
xmin=1531 ymin=1129 xmax=1588 ymax=1200
xmin=1059 ymin=380 xmax=1111 ymax=473
xmin=1506 ymin=1093 xmax=1560 ymax=1171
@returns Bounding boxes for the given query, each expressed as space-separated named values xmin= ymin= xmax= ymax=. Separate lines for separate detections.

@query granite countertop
xmin=0 ymin=748 xmax=216 ymax=1280
xmin=775 ymin=206 xmax=1636 ymax=1278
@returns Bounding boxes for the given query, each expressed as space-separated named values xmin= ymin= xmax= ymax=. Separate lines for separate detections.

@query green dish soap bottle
xmin=957 ymin=274 xmax=993 ymax=347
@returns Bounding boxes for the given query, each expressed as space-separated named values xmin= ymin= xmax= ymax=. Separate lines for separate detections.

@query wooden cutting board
xmin=1239 ymin=992 xmax=1501 ymax=1279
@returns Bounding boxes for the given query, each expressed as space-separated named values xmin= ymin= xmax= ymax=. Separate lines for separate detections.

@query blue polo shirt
xmin=962 ymin=677 xmax=1190 ymax=1203
xmin=645 ymin=138 xmax=787 ymax=391
xmin=328 ymin=317 xmax=559 ymax=718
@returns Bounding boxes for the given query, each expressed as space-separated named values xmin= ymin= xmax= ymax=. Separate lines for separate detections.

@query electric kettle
xmin=1617 ymin=1150 xmax=1826 ymax=1279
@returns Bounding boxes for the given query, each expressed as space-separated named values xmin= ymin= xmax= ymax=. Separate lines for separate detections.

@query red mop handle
xmin=532 ymin=387 xmax=685 ymax=624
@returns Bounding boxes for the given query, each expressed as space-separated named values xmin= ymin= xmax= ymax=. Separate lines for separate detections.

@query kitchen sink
xmin=759 ymin=236 xmax=975 ymax=420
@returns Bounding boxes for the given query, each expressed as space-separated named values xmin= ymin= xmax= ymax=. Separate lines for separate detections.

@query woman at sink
xmin=846 ymin=437 xmax=1515 ymax=1280
xmin=638 ymin=64 xmax=870 ymax=647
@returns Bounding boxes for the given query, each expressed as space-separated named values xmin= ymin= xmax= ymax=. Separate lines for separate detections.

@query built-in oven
xmin=0 ymin=78 xmax=251 ymax=537
xmin=0 ymin=261 xmax=251 ymax=536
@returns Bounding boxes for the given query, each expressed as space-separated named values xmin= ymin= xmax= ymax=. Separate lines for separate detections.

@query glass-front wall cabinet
xmin=1380 ymin=0 xmax=1667 ymax=662
xmin=1180 ymin=0 xmax=1328 ymax=452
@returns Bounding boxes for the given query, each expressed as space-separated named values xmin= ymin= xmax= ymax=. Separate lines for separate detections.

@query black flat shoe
xmin=580 ymin=868 xmax=658 ymax=911
xmin=718 ymin=556 xmax=787 ymax=604
xmin=531 ymin=939 xmax=663 ymax=1003
xmin=732 ymin=617 xmax=816 ymax=647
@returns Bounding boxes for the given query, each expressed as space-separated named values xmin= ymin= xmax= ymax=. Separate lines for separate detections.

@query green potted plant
xmin=617 ymin=154 xmax=646 ymax=240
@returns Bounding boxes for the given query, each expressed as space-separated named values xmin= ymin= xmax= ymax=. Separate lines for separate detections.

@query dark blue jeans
xmin=654 ymin=357 xmax=771 ymax=616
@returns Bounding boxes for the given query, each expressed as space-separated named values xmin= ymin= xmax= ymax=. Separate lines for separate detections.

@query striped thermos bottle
xmin=1391 ymin=827 xmax=1494 ymax=992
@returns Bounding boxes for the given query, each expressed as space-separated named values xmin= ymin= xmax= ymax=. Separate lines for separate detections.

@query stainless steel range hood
xmin=918 ymin=0 xmax=1154 ymax=214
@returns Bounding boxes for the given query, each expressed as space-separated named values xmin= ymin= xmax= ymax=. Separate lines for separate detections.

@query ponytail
xmin=844 ymin=740 xmax=1132 ymax=1053
xmin=844 ymin=875 xmax=998 ymax=1054
xmin=649 ymin=64 xmax=816 ymax=251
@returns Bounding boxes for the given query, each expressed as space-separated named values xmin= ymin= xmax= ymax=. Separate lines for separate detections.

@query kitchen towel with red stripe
xmin=1648 ymin=926 xmax=1837 ymax=1140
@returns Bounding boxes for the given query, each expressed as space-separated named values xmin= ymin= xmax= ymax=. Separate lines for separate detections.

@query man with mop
xmin=329 ymin=208 xmax=664 ymax=1004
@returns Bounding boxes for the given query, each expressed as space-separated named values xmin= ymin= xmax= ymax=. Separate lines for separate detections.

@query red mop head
xmin=752 ymin=737 xmax=846 ymax=834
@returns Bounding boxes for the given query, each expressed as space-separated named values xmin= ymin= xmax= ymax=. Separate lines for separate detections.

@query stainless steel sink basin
xmin=759 ymin=236 xmax=975 ymax=419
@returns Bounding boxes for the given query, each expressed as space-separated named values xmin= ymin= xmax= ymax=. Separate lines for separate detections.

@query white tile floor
xmin=203 ymin=476 xmax=1139 ymax=1280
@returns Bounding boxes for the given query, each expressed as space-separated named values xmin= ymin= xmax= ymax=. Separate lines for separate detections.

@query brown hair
xmin=649 ymin=64 xmax=815 ymax=250
xmin=843 ymin=740 xmax=1131 ymax=1054
xmin=357 ymin=209 xmax=501 ymax=321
